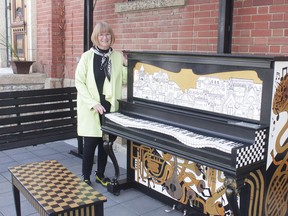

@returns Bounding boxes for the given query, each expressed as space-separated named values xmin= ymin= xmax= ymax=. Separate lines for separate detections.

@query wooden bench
xmin=8 ymin=160 xmax=107 ymax=216
xmin=0 ymin=87 xmax=78 ymax=151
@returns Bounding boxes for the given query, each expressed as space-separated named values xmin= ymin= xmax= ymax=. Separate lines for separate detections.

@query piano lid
xmin=126 ymin=51 xmax=274 ymax=126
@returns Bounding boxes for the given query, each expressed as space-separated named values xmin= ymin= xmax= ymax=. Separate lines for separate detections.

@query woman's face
xmin=97 ymin=32 xmax=112 ymax=50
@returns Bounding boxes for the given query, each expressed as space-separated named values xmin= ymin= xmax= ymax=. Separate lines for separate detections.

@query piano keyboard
xmin=105 ymin=112 xmax=244 ymax=154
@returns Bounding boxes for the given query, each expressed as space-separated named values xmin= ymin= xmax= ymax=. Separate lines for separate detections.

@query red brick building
xmin=3 ymin=1 xmax=284 ymax=215
xmin=36 ymin=0 xmax=288 ymax=87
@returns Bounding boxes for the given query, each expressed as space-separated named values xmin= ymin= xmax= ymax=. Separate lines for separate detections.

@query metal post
xmin=71 ymin=0 xmax=94 ymax=158
xmin=217 ymin=0 xmax=234 ymax=54
xmin=5 ymin=0 xmax=10 ymax=66
xmin=83 ymin=0 xmax=93 ymax=52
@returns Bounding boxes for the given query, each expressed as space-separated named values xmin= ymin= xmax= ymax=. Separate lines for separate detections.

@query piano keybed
xmin=105 ymin=112 xmax=243 ymax=154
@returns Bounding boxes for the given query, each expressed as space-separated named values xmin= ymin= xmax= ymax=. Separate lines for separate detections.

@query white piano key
xmin=105 ymin=112 xmax=243 ymax=154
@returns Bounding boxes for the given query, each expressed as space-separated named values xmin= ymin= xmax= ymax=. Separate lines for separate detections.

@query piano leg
xmin=103 ymin=140 xmax=121 ymax=195
xmin=224 ymin=177 xmax=240 ymax=216
xmin=103 ymin=136 xmax=131 ymax=196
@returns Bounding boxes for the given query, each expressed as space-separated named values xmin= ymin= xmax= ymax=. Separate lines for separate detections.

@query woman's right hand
xmin=93 ymin=104 xmax=106 ymax=115
xmin=122 ymin=50 xmax=128 ymax=66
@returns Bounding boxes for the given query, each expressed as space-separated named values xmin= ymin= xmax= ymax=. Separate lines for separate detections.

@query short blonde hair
xmin=91 ymin=21 xmax=115 ymax=46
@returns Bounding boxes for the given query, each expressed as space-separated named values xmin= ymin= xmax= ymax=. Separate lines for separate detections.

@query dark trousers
xmin=82 ymin=136 xmax=108 ymax=180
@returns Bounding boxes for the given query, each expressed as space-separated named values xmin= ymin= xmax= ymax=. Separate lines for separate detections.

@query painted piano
xmin=102 ymin=51 xmax=288 ymax=216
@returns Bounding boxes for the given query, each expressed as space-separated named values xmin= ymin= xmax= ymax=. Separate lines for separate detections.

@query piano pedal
xmin=165 ymin=204 xmax=189 ymax=215
xmin=188 ymin=199 xmax=192 ymax=208
xmin=165 ymin=204 xmax=176 ymax=213
xmin=183 ymin=209 xmax=187 ymax=216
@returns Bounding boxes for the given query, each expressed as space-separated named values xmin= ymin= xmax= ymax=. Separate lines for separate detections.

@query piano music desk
xmin=8 ymin=160 xmax=106 ymax=216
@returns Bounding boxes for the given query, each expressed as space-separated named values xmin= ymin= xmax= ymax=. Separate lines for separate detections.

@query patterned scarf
xmin=91 ymin=46 xmax=112 ymax=81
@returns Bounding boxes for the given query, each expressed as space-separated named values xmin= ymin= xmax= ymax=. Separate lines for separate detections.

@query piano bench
xmin=8 ymin=160 xmax=107 ymax=216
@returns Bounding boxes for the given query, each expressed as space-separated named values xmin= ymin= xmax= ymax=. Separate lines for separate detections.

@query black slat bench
xmin=0 ymin=87 xmax=78 ymax=151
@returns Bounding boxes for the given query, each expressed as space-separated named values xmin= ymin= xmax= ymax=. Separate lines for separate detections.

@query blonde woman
xmin=75 ymin=21 xmax=127 ymax=186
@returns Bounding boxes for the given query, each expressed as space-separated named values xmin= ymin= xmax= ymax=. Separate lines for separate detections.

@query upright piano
xmin=102 ymin=52 xmax=288 ymax=216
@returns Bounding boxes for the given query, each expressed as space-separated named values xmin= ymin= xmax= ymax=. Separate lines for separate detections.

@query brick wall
xmin=93 ymin=0 xmax=219 ymax=52
xmin=233 ymin=0 xmax=288 ymax=54
xmin=36 ymin=0 xmax=52 ymax=78
xmin=36 ymin=0 xmax=288 ymax=82
xmin=37 ymin=0 xmax=67 ymax=87
xmin=64 ymin=0 xmax=84 ymax=81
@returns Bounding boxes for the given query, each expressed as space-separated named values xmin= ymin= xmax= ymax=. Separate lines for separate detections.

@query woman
xmin=75 ymin=21 xmax=127 ymax=186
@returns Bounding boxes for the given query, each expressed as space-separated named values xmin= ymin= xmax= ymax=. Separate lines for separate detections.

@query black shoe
xmin=82 ymin=175 xmax=91 ymax=186
xmin=84 ymin=179 xmax=92 ymax=185
xmin=95 ymin=174 xmax=111 ymax=187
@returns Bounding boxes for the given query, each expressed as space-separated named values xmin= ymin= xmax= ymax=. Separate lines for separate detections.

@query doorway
xmin=10 ymin=0 xmax=27 ymax=60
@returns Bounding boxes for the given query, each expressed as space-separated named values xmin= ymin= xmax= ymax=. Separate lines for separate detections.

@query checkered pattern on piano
xmin=9 ymin=160 xmax=106 ymax=216
xmin=236 ymin=129 xmax=266 ymax=168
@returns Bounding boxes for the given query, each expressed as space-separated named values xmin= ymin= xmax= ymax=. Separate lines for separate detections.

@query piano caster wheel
xmin=107 ymin=179 xmax=121 ymax=196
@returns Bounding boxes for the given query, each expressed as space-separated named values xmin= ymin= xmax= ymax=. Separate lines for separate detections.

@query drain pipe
xmin=83 ymin=0 xmax=93 ymax=52
xmin=5 ymin=0 xmax=10 ymax=66
xmin=217 ymin=0 xmax=234 ymax=54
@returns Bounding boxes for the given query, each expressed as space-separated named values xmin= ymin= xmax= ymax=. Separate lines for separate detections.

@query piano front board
xmin=126 ymin=52 xmax=274 ymax=126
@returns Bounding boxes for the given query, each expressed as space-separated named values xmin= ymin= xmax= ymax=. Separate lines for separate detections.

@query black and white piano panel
xmin=133 ymin=63 xmax=263 ymax=121
xmin=130 ymin=142 xmax=234 ymax=216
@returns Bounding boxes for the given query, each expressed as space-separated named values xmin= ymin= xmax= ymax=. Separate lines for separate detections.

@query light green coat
xmin=75 ymin=49 xmax=127 ymax=137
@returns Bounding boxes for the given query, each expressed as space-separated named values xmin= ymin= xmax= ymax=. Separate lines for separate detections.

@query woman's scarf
xmin=91 ymin=46 xmax=113 ymax=81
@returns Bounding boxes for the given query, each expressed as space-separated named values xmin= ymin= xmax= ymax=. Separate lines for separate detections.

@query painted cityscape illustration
xmin=133 ymin=63 xmax=263 ymax=121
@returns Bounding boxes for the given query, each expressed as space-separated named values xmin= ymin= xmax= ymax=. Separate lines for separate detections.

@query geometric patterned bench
xmin=8 ymin=160 xmax=106 ymax=216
